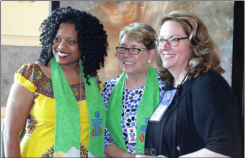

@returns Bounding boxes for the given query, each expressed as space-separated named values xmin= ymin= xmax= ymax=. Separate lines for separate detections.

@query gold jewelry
xmin=123 ymin=64 xmax=126 ymax=115
xmin=79 ymin=68 xmax=82 ymax=112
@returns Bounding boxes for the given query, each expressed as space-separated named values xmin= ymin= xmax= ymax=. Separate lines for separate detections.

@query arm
xmin=102 ymin=78 xmax=135 ymax=157
xmin=105 ymin=143 xmax=136 ymax=158
xmin=4 ymin=83 xmax=34 ymax=157
xmin=179 ymin=148 xmax=229 ymax=157
xmin=190 ymin=73 xmax=242 ymax=157
xmin=104 ymin=125 xmax=135 ymax=158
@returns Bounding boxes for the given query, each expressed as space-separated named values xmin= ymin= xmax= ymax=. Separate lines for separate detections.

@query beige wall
xmin=1 ymin=107 xmax=6 ymax=127
xmin=1 ymin=1 xmax=235 ymax=127
xmin=1 ymin=1 xmax=49 ymax=46
xmin=60 ymin=1 xmax=234 ymax=85
xmin=1 ymin=1 xmax=49 ymax=127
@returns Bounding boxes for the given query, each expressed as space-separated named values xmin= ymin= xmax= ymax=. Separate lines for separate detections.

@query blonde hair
xmin=156 ymin=11 xmax=225 ymax=84
xmin=119 ymin=22 xmax=156 ymax=50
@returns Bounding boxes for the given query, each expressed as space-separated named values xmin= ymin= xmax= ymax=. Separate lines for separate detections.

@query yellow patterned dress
xmin=14 ymin=63 xmax=102 ymax=157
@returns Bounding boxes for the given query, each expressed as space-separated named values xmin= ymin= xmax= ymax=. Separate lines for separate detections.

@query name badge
xmin=127 ymin=126 xmax=137 ymax=144
xmin=150 ymin=90 xmax=177 ymax=122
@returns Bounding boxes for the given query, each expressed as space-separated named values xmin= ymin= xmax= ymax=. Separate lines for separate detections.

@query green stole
xmin=106 ymin=66 xmax=160 ymax=152
xmin=51 ymin=57 xmax=105 ymax=157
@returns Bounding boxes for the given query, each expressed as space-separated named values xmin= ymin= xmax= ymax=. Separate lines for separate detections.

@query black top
xmin=145 ymin=70 xmax=242 ymax=157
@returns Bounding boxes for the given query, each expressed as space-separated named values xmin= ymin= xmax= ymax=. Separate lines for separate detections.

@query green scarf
xmin=51 ymin=57 xmax=105 ymax=157
xmin=106 ymin=66 xmax=160 ymax=152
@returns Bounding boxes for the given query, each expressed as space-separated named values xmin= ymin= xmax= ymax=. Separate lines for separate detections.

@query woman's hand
xmin=157 ymin=155 xmax=167 ymax=157
xmin=135 ymin=154 xmax=160 ymax=158
xmin=105 ymin=143 xmax=136 ymax=157
xmin=135 ymin=154 xmax=167 ymax=157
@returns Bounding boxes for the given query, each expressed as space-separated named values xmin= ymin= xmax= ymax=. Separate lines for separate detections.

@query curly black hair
xmin=38 ymin=6 xmax=108 ymax=85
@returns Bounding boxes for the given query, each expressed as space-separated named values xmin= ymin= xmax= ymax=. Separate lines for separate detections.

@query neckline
xmin=174 ymin=72 xmax=189 ymax=88
xmin=167 ymin=78 xmax=189 ymax=91
xmin=32 ymin=63 xmax=84 ymax=87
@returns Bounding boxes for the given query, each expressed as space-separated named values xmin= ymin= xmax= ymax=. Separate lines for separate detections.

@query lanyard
xmin=149 ymin=72 xmax=189 ymax=123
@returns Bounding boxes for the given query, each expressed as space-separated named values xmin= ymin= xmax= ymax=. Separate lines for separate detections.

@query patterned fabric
xmin=40 ymin=143 xmax=88 ymax=158
xmin=102 ymin=69 xmax=165 ymax=154
xmin=15 ymin=63 xmax=102 ymax=157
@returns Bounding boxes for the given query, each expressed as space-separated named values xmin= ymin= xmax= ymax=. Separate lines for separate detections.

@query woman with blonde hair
xmin=103 ymin=22 xmax=165 ymax=157
xmin=145 ymin=11 xmax=242 ymax=157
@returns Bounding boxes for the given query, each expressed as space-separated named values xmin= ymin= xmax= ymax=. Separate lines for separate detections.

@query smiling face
xmin=158 ymin=20 xmax=192 ymax=74
xmin=52 ymin=23 xmax=81 ymax=65
xmin=118 ymin=35 xmax=154 ymax=76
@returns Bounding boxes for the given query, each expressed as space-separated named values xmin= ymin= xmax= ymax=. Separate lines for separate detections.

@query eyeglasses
xmin=116 ymin=47 xmax=149 ymax=55
xmin=154 ymin=37 xmax=189 ymax=47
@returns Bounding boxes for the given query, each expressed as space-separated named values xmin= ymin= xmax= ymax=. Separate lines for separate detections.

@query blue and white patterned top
xmin=102 ymin=69 xmax=165 ymax=154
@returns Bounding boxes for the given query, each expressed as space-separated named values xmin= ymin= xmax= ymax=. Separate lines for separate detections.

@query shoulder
xmin=102 ymin=74 xmax=122 ymax=93
xmin=155 ymin=68 xmax=165 ymax=85
xmin=14 ymin=63 xmax=43 ymax=92
xmin=101 ymin=74 xmax=122 ymax=107
xmin=185 ymin=71 xmax=237 ymax=124
xmin=190 ymin=70 xmax=234 ymax=100
xmin=92 ymin=75 xmax=103 ymax=92
xmin=154 ymin=69 xmax=165 ymax=96
xmin=192 ymin=70 xmax=230 ymax=89
xmin=34 ymin=61 xmax=51 ymax=79
xmin=93 ymin=75 xmax=102 ymax=84
xmin=103 ymin=74 xmax=122 ymax=87
xmin=155 ymin=69 xmax=162 ymax=79
xmin=15 ymin=62 xmax=51 ymax=82
xmin=16 ymin=63 xmax=40 ymax=74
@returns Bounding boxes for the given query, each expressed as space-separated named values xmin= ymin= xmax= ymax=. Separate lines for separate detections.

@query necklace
xmin=175 ymin=72 xmax=189 ymax=88
xmin=180 ymin=72 xmax=189 ymax=86
xmin=123 ymin=64 xmax=127 ymax=117
xmin=79 ymin=67 xmax=82 ymax=112
xmin=123 ymin=75 xmax=127 ymax=117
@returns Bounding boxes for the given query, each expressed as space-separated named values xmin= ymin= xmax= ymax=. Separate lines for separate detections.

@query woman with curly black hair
xmin=4 ymin=6 xmax=108 ymax=157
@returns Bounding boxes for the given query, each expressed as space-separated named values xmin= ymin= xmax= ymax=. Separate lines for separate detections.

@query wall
xmin=1 ymin=1 xmax=235 ymax=112
xmin=1 ymin=1 xmax=49 ymax=126
xmin=1 ymin=1 xmax=49 ymax=46
xmin=60 ymin=1 xmax=234 ymax=85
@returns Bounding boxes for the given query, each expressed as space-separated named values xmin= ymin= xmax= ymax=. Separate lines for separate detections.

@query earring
xmin=148 ymin=60 xmax=151 ymax=64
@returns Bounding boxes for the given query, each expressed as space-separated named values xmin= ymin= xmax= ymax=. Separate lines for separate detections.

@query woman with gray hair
xmin=145 ymin=11 xmax=242 ymax=157
xmin=102 ymin=22 xmax=165 ymax=157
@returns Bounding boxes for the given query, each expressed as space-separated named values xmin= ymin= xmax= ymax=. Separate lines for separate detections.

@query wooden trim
xmin=231 ymin=1 xmax=244 ymax=156
xmin=232 ymin=1 xmax=244 ymax=124
xmin=50 ymin=1 xmax=60 ymax=15
xmin=1 ymin=107 xmax=6 ymax=119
